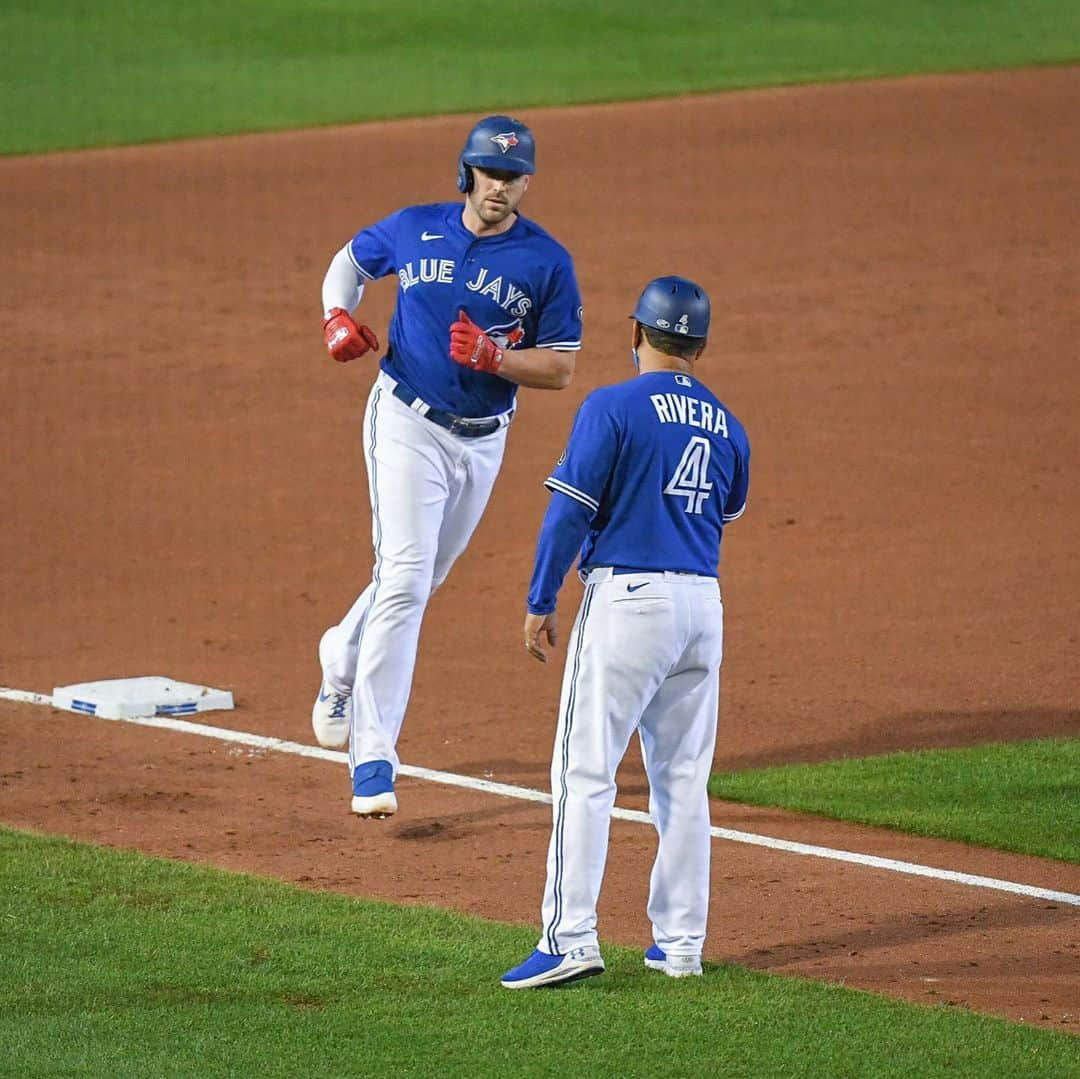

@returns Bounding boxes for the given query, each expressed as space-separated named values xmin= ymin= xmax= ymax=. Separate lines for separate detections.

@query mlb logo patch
xmin=675 ymin=375 xmax=692 ymax=386
xmin=491 ymin=132 xmax=519 ymax=153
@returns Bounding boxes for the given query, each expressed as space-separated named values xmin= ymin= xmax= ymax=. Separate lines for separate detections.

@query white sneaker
xmin=644 ymin=945 xmax=702 ymax=978
xmin=350 ymin=791 xmax=398 ymax=819
xmin=311 ymin=680 xmax=351 ymax=748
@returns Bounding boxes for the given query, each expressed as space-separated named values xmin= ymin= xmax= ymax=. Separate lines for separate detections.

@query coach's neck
xmin=634 ymin=339 xmax=703 ymax=376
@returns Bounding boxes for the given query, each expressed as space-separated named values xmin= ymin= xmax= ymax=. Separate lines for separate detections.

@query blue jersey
xmin=528 ymin=370 xmax=749 ymax=612
xmin=348 ymin=202 xmax=582 ymax=418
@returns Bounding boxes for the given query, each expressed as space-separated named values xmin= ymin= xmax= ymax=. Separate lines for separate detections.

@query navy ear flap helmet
xmin=457 ymin=115 xmax=537 ymax=193
xmin=631 ymin=276 xmax=711 ymax=339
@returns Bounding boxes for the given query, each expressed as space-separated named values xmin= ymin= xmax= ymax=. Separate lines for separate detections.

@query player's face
xmin=468 ymin=167 xmax=530 ymax=226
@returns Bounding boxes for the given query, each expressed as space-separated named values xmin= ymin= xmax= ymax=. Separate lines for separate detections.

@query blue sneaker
xmin=351 ymin=759 xmax=397 ymax=819
xmin=501 ymin=946 xmax=605 ymax=989
xmin=644 ymin=944 xmax=702 ymax=978
xmin=312 ymin=680 xmax=351 ymax=749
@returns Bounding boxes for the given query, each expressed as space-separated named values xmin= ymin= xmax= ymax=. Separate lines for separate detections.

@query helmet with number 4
xmin=457 ymin=115 xmax=537 ymax=193
xmin=631 ymin=276 xmax=711 ymax=339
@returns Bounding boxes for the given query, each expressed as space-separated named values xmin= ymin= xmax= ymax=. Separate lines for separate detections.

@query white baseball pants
xmin=319 ymin=371 xmax=508 ymax=775
xmin=538 ymin=567 xmax=723 ymax=959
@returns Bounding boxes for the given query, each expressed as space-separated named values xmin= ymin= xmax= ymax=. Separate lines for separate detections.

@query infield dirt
xmin=2 ymin=67 xmax=1078 ymax=1029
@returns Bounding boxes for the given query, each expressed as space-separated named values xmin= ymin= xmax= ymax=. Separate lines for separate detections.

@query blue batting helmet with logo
xmin=631 ymin=276 xmax=711 ymax=339
xmin=457 ymin=115 xmax=536 ymax=193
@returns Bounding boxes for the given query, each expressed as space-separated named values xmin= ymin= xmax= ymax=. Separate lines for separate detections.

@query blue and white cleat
xmin=501 ymin=946 xmax=605 ymax=989
xmin=644 ymin=944 xmax=702 ymax=978
xmin=351 ymin=759 xmax=397 ymax=819
xmin=312 ymin=680 xmax=351 ymax=749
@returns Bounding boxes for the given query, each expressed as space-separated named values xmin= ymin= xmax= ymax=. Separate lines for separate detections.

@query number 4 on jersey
xmin=664 ymin=436 xmax=713 ymax=514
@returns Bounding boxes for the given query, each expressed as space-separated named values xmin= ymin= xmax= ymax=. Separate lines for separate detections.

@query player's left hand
xmin=450 ymin=309 xmax=504 ymax=374
xmin=524 ymin=611 xmax=558 ymax=663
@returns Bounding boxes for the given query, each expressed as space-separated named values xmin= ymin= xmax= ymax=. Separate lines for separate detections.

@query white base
xmin=51 ymin=677 xmax=234 ymax=720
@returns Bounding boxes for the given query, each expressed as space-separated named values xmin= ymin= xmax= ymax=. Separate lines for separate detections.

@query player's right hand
xmin=524 ymin=611 xmax=558 ymax=663
xmin=323 ymin=308 xmax=379 ymax=363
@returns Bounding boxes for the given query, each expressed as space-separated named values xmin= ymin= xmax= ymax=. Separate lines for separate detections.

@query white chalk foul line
xmin=0 ymin=687 xmax=53 ymax=706
xmin=3 ymin=686 xmax=1078 ymax=907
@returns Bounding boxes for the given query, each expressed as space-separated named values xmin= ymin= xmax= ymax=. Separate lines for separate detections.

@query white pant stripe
xmin=544 ymin=582 xmax=596 ymax=953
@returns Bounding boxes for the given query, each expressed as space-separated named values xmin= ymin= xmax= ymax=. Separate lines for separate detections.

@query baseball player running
xmin=314 ymin=115 xmax=583 ymax=819
xmin=501 ymin=277 xmax=750 ymax=988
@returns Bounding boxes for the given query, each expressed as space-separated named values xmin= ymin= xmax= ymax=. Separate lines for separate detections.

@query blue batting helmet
xmin=457 ymin=115 xmax=536 ymax=193
xmin=631 ymin=276 xmax=711 ymax=339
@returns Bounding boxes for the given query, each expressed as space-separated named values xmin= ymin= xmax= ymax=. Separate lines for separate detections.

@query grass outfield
xmin=709 ymin=739 xmax=1080 ymax=863
xmin=3 ymin=0 xmax=1078 ymax=154
xmin=0 ymin=829 xmax=1073 ymax=1078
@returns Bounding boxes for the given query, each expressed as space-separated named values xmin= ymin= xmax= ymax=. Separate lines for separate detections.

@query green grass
xmin=3 ymin=0 xmax=1078 ymax=154
xmin=710 ymin=739 xmax=1080 ymax=862
xmin=0 ymin=828 xmax=1073 ymax=1078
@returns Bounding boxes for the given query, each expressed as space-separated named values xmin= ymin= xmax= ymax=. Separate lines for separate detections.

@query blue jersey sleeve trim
xmin=544 ymin=477 xmax=599 ymax=514
xmin=346 ymin=246 xmax=376 ymax=280
xmin=723 ymin=438 xmax=750 ymax=522
xmin=533 ymin=253 xmax=583 ymax=357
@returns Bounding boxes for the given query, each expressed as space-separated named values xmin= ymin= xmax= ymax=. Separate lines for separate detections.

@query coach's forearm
xmin=527 ymin=492 xmax=593 ymax=614
xmin=498 ymin=348 xmax=576 ymax=390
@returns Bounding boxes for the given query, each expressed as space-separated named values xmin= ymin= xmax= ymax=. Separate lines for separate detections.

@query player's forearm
xmin=498 ymin=348 xmax=576 ymax=390
xmin=321 ymin=244 xmax=366 ymax=316
xmin=527 ymin=492 xmax=593 ymax=614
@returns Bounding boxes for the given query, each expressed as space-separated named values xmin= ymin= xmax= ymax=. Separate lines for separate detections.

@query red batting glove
xmin=323 ymin=308 xmax=379 ymax=363
xmin=449 ymin=309 xmax=504 ymax=374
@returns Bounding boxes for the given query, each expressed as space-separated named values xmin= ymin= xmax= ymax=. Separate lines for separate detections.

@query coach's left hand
xmin=524 ymin=611 xmax=558 ymax=663
xmin=450 ymin=309 xmax=504 ymax=374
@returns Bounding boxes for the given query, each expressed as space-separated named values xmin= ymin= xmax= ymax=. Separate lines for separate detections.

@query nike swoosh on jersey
xmin=421 ymin=231 xmax=444 ymax=241
xmin=318 ymin=689 xmax=332 ymax=702
xmin=626 ymin=582 xmax=649 ymax=593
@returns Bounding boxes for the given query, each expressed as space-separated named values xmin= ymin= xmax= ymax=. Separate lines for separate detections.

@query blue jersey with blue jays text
xmin=541 ymin=370 xmax=749 ymax=588
xmin=348 ymin=202 xmax=582 ymax=418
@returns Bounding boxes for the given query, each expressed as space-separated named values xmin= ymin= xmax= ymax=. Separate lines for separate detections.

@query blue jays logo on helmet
xmin=631 ymin=276 xmax=711 ymax=340
xmin=490 ymin=132 xmax=519 ymax=153
xmin=457 ymin=115 xmax=536 ymax=193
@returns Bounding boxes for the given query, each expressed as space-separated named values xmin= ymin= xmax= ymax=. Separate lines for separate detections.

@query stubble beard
xmin=470 ymin=188 xmax=519 ymax=227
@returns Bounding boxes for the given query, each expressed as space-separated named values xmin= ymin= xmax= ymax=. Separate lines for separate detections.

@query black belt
xmin=390 ymin=382 xmax=504 ymax=439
